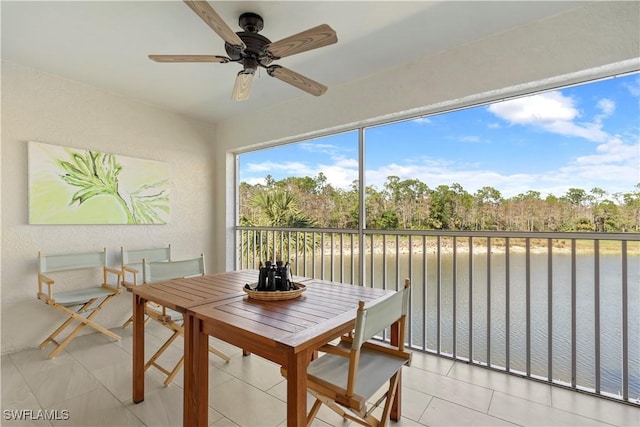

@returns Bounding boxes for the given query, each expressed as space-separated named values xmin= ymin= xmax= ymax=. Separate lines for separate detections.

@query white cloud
xmin=489 ymin=91 xmax=579 ymax=125
xmin=488 ymin=91 xmax=613 ymax=142
xmin=623 ymin=76 xmax=640 ymax=97
xmin=542 ymin=120 xmax=608 ymax=142
xmin=460 ymin=135 xmax=483 ymax=143
xmin=594 ymin=98 xmax=615 ymax=125
xmin=316 ymin=163 xmax=359 ymax=189
xmin=412 ymin=117 xmax=432 ymax=125
xmin=333 ymin=157 xmax=358 ymax=168
xmin=299 ymin=142 xmax=354 ymax=157
xmin=245 ymin=160 xmax=314 ymax=175
xmin=597 ymin=98 xmax=615 ymax=116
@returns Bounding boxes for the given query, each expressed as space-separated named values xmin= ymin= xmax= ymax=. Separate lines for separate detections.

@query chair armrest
xmin=105 ymin=266 xmax=122 ymax=275
xmin=339 ymin=335 xmax=412 ymax=362
xmin=103 ymin=267 xmax=123 ymax=290
xmin=318 ymin=343 xmax=351 ymax=357
xmin=121 ymin=265 xmax=139 ymax=289
xmin=360 ymin=341 xmax=412 ymax=362
xmin=37 ymin=273 xmax=55 ymax=303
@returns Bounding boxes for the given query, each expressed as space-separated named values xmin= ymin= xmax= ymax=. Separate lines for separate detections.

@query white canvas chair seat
xmin=120 ymin=245 xmax=171 ymax=328
xmin=37 ymin=248 xmax=122 ymax=359
xmin=142 ymin=254 xmax=231 ymax=386
xmin=54 ymin=287 xmax=119 ymax=307
xmin=296 ymin=278 xmax=412 ymax=427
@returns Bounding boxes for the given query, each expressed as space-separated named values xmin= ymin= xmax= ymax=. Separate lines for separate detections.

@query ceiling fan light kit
xmin=150 ymin=1 xmax=337 ymax=101
xmin=232 ymin=71 xmax=254 ymax=101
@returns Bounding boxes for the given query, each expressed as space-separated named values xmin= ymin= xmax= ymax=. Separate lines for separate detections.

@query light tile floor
xmin=2 ymin=322 xmax=638 ymax=427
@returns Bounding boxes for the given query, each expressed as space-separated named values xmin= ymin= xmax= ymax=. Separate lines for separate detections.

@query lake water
xmin=294 ymin=251 xmax=640 ymax=399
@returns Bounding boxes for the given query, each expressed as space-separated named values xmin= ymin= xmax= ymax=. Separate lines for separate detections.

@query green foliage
xmin=240 ymin=188 xmax=318 ymax=259
xmin=239 ymin=175 xmax=640 ymax=233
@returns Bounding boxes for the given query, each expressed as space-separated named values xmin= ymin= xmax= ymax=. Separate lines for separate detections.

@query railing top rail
xmin=236 ymin=226 xmax=640 ymax=241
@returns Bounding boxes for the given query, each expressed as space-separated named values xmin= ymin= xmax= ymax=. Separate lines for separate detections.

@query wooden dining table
xmin=132 ymin=270 xmax=401 ymax=427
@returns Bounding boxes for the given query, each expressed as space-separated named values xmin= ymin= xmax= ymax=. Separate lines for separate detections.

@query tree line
xmin=240 ymin=174 xmax=640 ymax=233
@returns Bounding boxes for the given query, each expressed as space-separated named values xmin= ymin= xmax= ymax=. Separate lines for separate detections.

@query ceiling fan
xmin=149 ymin=0 xmax=338 ymax=101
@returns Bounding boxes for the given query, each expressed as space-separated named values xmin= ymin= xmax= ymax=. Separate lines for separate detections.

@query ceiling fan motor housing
xmin=225 ymin=13 xmax=273 ymax=72
xmin=238 ymin=12 xmax=263 ymax=33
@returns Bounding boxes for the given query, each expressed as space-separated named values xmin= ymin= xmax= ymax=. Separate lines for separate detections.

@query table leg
xmin=183 ymin=312 xmax=208 ymax=427
xmin=133 ymin=295 xmax=145 ymax=403
xmin=390 ymin=321 xmax=402 ymax=421
xmin=286 ymin=350 xmax=309 ymax=427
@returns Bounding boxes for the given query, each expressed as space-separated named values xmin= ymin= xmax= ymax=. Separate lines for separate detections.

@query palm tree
xmin=240 ymin=188 xmax=317 ymax=264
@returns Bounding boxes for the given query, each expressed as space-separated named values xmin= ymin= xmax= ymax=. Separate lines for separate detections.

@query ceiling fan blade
xmin=183 ymin=0 xmax=245 ymax=49
xmin=148 ymin=54 xmax=230 ymax=63
xmin=232 ymin=72 xmax=254 ymax=101
xmin=267 ymin=65 xmax=327 ymax=96
xmin=266 ymin=24 xmax=337 ymax=59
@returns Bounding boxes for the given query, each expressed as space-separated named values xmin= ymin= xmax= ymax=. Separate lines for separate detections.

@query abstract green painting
xmin=28 ymin=141 xmax=170 ymax=224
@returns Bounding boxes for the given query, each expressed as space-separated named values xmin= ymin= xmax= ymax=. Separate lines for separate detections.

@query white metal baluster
xmin=622 ymin=240 xmax=629 ymax=401
xmin=487 ymin=236 xmax=492 ymax=367
xmin=526 ymin=237 xmax=531 ymax=377
xmin=437 ymin=235 xmax=442 ymax=354
xmin=547 ymin=238 xmax=553 ymax=382
xmin=594 ymin=239 xmax=601 ymax=394
xmin=571 ymin=239 xmax=577 ymax=388
xmin=453 ymin=236 xmax=458 ymax=358
xmin=469 ymin=236 xmax=474 ymax=362
xmin=506 ymin=237 xmax=511 ymax=372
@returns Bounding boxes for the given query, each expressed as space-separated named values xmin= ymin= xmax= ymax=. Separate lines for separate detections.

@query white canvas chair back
xmin=352 ymin=281 xmax=411 ymax=350
xmin=143 ymin=254 xmax=205 ymax=283
xmin=120 ymin=245 xmax=172 ymax=328
xmin=121 ymin=244 xmax=171 ymax=286
xmin=122 ymin=245 xmax=171 ymax=266
xmin=40 ymin=250 xmax=107 ymax=274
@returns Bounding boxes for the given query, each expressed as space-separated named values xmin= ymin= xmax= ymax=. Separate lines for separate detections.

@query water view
xmin=287 ymin=249 xmax=639 ymax=400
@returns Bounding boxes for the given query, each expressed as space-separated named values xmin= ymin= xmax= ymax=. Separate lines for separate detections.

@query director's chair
xmin=142 ymin=254 xmax=231 ymax=386
xmin=37 ymin=248 xmax=122 ymax=359
xmin=290 ymin=278 xmax=412 ymax=427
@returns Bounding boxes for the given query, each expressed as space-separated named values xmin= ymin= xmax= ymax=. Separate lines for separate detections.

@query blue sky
xmin=239 ymin=73 xmax=640 ymax=199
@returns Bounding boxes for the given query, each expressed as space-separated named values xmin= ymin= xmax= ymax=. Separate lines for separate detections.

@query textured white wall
xmin=213 ymin=1 xmax=640 ymax=272
xmin=1 ymin=61 xmax=216 ymax=354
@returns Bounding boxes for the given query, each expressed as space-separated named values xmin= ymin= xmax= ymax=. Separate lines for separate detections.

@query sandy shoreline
xmin=317 ymin=242 xmax=638 ymax=256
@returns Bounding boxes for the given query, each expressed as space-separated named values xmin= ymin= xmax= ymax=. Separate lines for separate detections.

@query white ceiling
xmin=1 ymin=1 xmax=587 ymax=124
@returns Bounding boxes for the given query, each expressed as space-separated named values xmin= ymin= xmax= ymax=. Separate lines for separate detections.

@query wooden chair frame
xmin=302 ymin=278 xmax=412 ymax=427
xmin=37 ymin=248 xmax=122 ymax=359
xmin=120 ymin=245 xmax=171 ymax=328
xmin=142 ymin=254 xmax=231 ymax=386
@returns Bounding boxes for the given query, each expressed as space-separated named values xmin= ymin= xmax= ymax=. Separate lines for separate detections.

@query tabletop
xmin=189 ymin=278 xmax=394 ymax=363
xmin=132 ymin=269 xmax=310 ymax=312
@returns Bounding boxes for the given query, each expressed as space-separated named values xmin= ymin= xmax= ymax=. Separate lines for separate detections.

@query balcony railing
xmin=235 ymin=226 xmax=640 ymax=405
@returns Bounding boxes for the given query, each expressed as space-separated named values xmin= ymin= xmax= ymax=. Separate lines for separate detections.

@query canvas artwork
xmin=28 ymin=141 xmax=170 ymax=224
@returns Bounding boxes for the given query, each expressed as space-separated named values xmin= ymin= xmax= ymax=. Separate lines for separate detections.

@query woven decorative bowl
xmin=243 ymin=283 xmax=306 ymax=301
